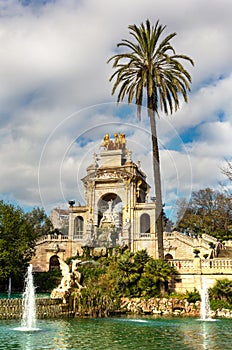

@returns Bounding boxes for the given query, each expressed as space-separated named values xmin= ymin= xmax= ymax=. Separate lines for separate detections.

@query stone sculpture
xmin=51 ymin=257 xmax=84 ymax=303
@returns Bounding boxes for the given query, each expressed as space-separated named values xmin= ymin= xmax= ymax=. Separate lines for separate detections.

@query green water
xmin=0 ymin=293 xmax=50 ymax=299
xmin=0 ymin=316 xmax=231 ymax=350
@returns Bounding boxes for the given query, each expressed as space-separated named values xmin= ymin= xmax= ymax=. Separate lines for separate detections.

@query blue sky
xmin=0 ymin=0 xmax=232 ymax=222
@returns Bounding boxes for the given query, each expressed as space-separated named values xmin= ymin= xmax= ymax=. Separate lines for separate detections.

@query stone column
xmin=193 ymin=256 xmax=202 ymax=273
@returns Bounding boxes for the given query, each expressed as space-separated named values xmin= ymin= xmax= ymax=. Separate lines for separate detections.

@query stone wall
xmin=174 ymin=273 xmax=232 ymax=293
xmin=30 ymin=237 xmax=81 ymax=272
xmin=0 ymin=298 xmax=70 ymax=320
xmin=120 ymin=297 xmax=232 ymax=318
xmin=1 ymin=297 xmax=232 ymax=319
xmin=170 ymin=258 xmax=232 ymax=293
xmin=120 ymin=297 xmax=200 ymax=317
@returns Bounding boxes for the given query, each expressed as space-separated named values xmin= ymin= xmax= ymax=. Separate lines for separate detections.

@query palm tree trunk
xmin=147 ymin=96 xmax=164 ymax=260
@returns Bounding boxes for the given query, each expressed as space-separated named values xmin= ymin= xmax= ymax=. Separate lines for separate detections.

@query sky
xmin=0 ymin=0 xmax=232 ymax=222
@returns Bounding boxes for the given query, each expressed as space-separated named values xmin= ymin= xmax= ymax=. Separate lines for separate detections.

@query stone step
xmin=217 ymin=247 xmax=232 ymax=258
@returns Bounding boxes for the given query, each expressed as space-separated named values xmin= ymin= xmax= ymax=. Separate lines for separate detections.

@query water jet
xmin=200 ymin=276 xmax=214 ymax=321
xmin=15 ymin=264 xmax=39 ymax=331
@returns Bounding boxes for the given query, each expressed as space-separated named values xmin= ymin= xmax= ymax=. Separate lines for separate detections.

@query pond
xmin=0 ymin=293 xmax=50 ymax=299
xmin=0 ymin=316 xmax=231 ymax=350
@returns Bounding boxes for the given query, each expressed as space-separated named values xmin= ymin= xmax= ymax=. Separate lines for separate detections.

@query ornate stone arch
xmin=97 ymin=193 xmax=122 ymax=227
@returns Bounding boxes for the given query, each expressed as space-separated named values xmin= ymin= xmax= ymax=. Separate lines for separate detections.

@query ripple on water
xmin=13 ymin=326 xmax=41 ymax=332
xmin=0 ymin=317 xmax=231 ymax=350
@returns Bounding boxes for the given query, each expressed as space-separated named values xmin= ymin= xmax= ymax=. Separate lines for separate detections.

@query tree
xmin=209 ymin=279 xmax=232 ymax=304
xmin=176 ymin=188 xmax=232 ymax=240
xmin=0 ymin=201 xmax=52 ymax=284
xmin=108 ymin=19 xmax=193 ymax=259
xmin=139 ymin=258 xmax=176 ymax=297
xmin=222 ymin=160 xmax=232 ymax=182
xmin=116 ymin=249 xmax=141 ymax=297
xmin=25 ymin=207 xmax=53 ymax=238
xmin=77 ymin=249 xmax=176 ymax=299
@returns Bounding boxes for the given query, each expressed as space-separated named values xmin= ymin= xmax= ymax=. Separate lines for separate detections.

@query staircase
xmin=217 ymin=247 xmax=232 ymax=258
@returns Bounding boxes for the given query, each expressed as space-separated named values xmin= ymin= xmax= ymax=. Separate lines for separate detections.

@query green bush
xmin=210 ymin=299 xmax=232 ymax=311
xmin=34 ymin=270 xmax=62 ymax=293
xmin=186 ymin=288 xmax=201 ymax=303
xmin=209 ymin=279 xmax=232 ymax=303
xmin=77 ymin=249 xmax=177 ymax=299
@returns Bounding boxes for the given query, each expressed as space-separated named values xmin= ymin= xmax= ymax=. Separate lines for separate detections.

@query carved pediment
xmin=82 ymin=169 xmax=134 ymax=183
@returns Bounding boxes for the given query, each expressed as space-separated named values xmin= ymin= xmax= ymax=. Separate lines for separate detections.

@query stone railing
xmin=168 ymin=258 xmax=232 ymax=274
xmin=200 ymin=259 xmax=232 ymax=273
xmin=164 ymin=231 xmax=195 ymax=247
xmin=36 ymin=234 xmax=69 ymax=244
xmin=164 ymin=231 xmax=222 ymax=258
xmin=168 ymin=259 xmax=195 ymax=271
xmin=202 ymin=233 xmax=218 ymax=243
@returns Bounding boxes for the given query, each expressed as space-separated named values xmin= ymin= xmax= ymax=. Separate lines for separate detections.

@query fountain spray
xmin=21 ymin=264 xmax=37 ymax=330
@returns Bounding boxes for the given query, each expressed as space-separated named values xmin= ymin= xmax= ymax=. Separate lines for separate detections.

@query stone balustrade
xmin=168 ymin=258 xmax=232 ymax=274
xmin=168 ymin=259 xmax=194 ymax=271
xmin=36 ymin=234 xmax=69 ymax=244
xmin=164 ymin=231 xmax=219 ymax=252
xmin=201 ymin=259 xmax=232 ymax=273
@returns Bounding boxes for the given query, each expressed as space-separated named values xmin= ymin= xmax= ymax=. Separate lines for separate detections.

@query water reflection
xmin=179 ymin=319 xmax=224 ymax=350
xmin=201 ymin=321 xmax=216 ymax=350
xmin=0 ymin=317 xmax=231 ymax=350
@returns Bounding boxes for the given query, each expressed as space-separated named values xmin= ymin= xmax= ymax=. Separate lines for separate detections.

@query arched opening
xmin=165 ymin=253 xmax=173 ymax=260
xmin=97 ymin=193 xmax=122 ymax=227
xmin=74 ymin=216 xmax=84 ymax=239
xmin=140 ymin=213 xmax=150 ymax=233
xmin=49 ymin=255 xmax=60 ymax=271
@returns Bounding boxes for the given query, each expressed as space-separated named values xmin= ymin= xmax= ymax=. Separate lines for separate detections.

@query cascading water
xmin=20 ymin=264 xmax=38 ymax=331
xmin=200 ymin=277 xmax=213 ymax=321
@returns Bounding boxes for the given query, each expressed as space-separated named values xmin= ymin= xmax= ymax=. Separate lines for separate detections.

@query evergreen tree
xmin=0 ymin=201 xmax=52 ymax=283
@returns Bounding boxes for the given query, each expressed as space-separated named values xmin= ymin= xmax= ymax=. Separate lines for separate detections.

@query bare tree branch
xmin=221 ymin=160 xmax=232 ymax=181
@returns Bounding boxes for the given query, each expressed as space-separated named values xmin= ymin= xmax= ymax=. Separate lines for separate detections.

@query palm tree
xmin=108 ymin=19 xmax=194 ymax=259
xmin=139 ymin=258 xmax=176 ymax=297
xmin=209 ymin=279 xmax=232 ymax=303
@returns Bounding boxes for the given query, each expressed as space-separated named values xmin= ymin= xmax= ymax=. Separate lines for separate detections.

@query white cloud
xmin=0 ymin=0 xmax=232 ymax=221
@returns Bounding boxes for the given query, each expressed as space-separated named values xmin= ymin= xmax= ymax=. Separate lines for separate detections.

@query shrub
xmin=186 ymin=288 xmax=201 ymax=303
xmin=210 ymin=299 xmax=232 ymax=311
xmin=34 ymin=270 xmax=62 ymax=293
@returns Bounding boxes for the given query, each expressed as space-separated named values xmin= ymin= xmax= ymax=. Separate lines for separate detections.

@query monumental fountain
xmin=0 ymin=264 xmax=231 ymax=349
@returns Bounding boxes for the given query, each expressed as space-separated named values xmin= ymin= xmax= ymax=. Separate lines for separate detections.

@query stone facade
xmin=170 ymin=256 xmax=232 ymax=292
xmin=30 ymin=133 xmax=232 ymax=293
xmin=69 ymin=133 xmax=157 ymax=256
xmin=50 ymin=208 xmax=69 ymax=234
xmin=163 ymin=231 xmax=219 ymax=260
xmin=32 ymin=133 xmax=158 ymax=271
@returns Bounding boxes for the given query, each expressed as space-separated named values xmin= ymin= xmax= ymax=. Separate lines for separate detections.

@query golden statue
xmin=101 ymin=133 xmax=126 ymax=150
xmin=114 ymin=133 xmax=119 ymax=149
xmin=101 ymin=133 xmax=110 ymax=149
xmin=119 ymin=133 xmax=126 ymax=149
